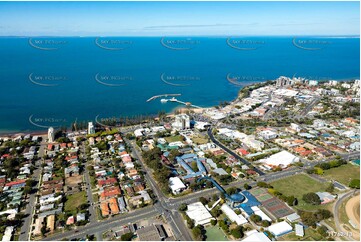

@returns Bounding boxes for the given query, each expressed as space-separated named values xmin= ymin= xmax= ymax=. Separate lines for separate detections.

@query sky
xmin=0 ymin=1 xmax=359 ymax=36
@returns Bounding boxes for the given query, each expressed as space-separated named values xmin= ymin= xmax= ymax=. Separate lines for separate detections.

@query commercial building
xmin=221 ymin=204 xmax=248 ymax=225
xmin=169 ymin=177 xmax=186 ymax=195
xmin=260 ymin=150 xmax=299 ymax=169
xmin=267 ymin=221 xmax=293 ymax=237
xmin=88 ymin=122 xmax=95 ymax=134
xmin=48 ymin=127 xmax=54 ymax=143
xmin=186 ymin=202 xmax=213 ymax=225
xmin=172 ymin=114 xmax=190 ymax=130
xmin=242 ymin=230 xmax=271 ymax=242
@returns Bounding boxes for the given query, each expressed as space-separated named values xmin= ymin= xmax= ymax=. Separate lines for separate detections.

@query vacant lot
xmin=322 ymin=163 xmax=360 ymax=185
xmin=165 ymin=135 xmax=184 ymax=143
xmin=270 ymin=174 xmax=330 ymax=211
xmin=192 ymin=135 xmax=209 ymax=145
xmin=65 ymin=175 xmax=83 ymax=186
xmin=65 ymin=191 xmax=87 ymax=213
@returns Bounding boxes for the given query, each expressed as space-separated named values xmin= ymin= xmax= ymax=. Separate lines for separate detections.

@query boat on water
xmin=160 ymin=99 xmax=168 ymax=103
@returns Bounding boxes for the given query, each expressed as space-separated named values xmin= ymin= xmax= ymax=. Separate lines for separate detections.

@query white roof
xmin=2 ymin=226 xmax=14 ymax=241
xmin=286 ymin=213 xmax=300 ymax=222
xmin=261 ymin=150 xmax=299 ymax=168
xmin=242 ymin=230 xmax=271 ymax=242
xmin=295 ymin=224 xmax=304 ymax=237
xmin=268 ymin=221 xmax=293 ymax=236
xmin=186 ymin=202 xmax=213 ymax=226
xmin=221 ymin=204 xmax=248 ymax=225
xmin=251 ymin=206 xmax=272 ymax=222
xmin=169 ymin=177 xmax=186 ymax=191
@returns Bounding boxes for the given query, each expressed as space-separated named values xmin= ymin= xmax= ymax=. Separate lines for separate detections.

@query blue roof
xmin=242 ymin=191 xmax=261 ymax=207
xmin=230 ymin=193 xmax=245 ymax=203
xmin=176 ymin=157 xmax=194 ymax=174
xmin=181 ymin=153 xmax=197 ymax=161
xmin=238 ymin=203 xmax=254 ymax=216
xmin=183 ymin=171 xmax=202 ymax=179
xmin=196 ymin=158 xmax=207 ymax=173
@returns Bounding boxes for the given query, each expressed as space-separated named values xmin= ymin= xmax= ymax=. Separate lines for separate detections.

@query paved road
xmin=80 ymin=142 xmax=100 ymax=240
xmin=42 ymin=207 xmax=158 ymax=241
xmin=39 ymin=129 xmax=359 ymax=241
xmin=128 ymin=139 xmax=193 ymax=241
xmin=207 ymin=128 xmax=265 ymax=175
xmin=333 ymin=189 xmax=359 ymax=241
xmin=19 ymin=139 xmax=46 ymax=241
xmin=297 ymin=97 xmax=320 ymax=118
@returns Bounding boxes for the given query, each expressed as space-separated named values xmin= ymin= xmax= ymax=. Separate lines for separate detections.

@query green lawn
xmin=322 ymin=163 xmax=360 ymax=185
xmin=165 ymin=135 xmax=184 ymax=143
xmin=270 ymin=174 xmax=330 ymax=211
xmin=192 ymin=135 xmax=209 ymax=145
xmin=205 ymin=226 xmax=229 ymax=241
xmin=64 ymin=191 xmax=87 ymax=213
xmin=279 ymin=227 xmax=325 ymax=241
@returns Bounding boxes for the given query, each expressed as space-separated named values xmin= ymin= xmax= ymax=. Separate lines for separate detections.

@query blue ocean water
xmin=0 ymin=36 xmax=359 ymax=133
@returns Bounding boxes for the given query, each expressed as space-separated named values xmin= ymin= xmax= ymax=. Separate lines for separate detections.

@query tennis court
xmin=250 ymin=188 xmax=273 ymax=202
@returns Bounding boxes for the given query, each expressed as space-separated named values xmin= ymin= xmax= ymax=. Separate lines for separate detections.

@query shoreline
xmin=0 ymin=76 xmax=358 ymax=137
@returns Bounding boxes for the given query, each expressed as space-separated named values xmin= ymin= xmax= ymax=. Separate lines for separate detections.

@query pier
xmin=161 ymin=97 xmax=202 ymax=109
xmin=146 ymin=94 xmax=181 ymax=102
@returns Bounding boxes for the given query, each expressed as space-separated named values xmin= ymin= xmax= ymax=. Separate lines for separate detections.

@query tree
xmin=186 ymin=217 xmax=195 ymax=229
xmin=178 ymin=203 xmax=187 ymax=212
xmin=250 ymin=214 xmax=262 ymax=223
xmin=303 ymin=192 xmax=321 ymax=205
xmin=199 ymin=197 xmax=208 ymax=205
xmin=326 ymin=183 xmax=334 ymax=193
xmin=210 ymin=219 xmax=217 ymax=226
xmin=257 ymin=182 xmax=271 ymax=188
xmin=243 ymin=183 xmax=251 ymax=190
xmin=121 ymin=232 xmax=133 ymax=241
xmin=261 ymin=220 xmax=271 ymax=227
xmin=349 ymin=179 xmax=360 ymax=189
xmin=192 ymin=225 xmax=206 ymax=241
xmin=41 ymin=226 xmax=47 ymax=236
xmin=230 ymin=225 xmax=244 ymax=239
xmin=286 ymin=196 xmax=296 ymax=206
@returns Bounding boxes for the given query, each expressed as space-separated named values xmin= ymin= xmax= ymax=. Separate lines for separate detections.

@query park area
xmin=64 ymin=191 xmax=87 ymax=213
xmin=321 ymin=163 xmax=360 ymax=185
xmin=270 ymin=174 xmax=330 ymax=210
xmin=205 ymin=226 xmax=229 ymax=241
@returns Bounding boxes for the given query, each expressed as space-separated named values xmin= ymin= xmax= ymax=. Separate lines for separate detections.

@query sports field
xmin=206 ymin=226 xmax=229 ymax=241
xmin=270 ymin=174 xmax=328 ymax=199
